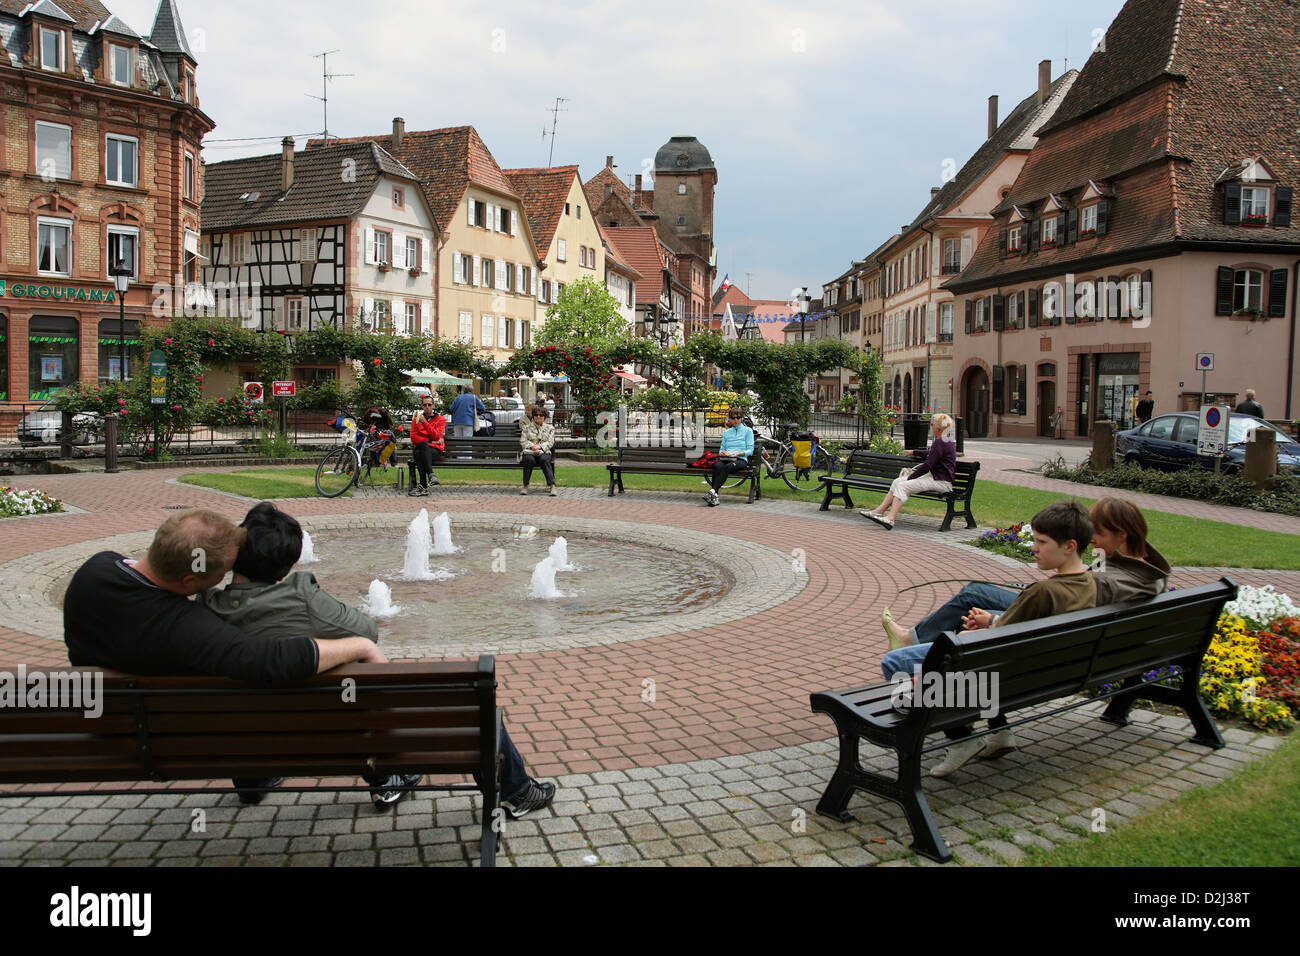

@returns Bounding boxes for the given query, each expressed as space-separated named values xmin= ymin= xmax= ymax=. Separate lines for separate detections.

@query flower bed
xmin=0 ymin=486 xmax=63 ymax=517
xmin=974 ymin=521 xmax=1095 ymax=564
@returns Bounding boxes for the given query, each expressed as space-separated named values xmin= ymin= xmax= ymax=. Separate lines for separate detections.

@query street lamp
xmin=110 ymin=256 xmax=132 ymax=382
xmin=798 ymin=287 xmax=811 ymax=343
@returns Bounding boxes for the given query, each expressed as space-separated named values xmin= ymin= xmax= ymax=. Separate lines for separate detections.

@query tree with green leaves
xmin=535 ymin=275 xmax=633 ymax=349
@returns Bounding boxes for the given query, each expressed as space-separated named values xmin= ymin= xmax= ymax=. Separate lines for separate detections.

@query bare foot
xmin=882 ymin=607 xmax=910 ymax=650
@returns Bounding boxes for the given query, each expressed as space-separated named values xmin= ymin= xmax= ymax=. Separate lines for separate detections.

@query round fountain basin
xmin=307 ymin=529 xmax=731 ymax=655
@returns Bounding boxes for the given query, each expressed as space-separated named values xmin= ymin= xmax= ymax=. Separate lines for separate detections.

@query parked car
xmin=484 ymin=398 xmax=525 ymax=433
xmin=17 ymin=398 xmax=100 ymax=446
xmin=1116 ymin=412 xmax=1300 ymax=473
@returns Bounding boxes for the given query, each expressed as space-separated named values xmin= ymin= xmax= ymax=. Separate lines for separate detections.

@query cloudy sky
xmin=117 ymin=0 xmax=1129 ymax=300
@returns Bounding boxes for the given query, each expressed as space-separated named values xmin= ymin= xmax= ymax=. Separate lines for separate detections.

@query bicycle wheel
xmin=779 ymin=443 xmax=835 ymax=493
xmin=315 ymin=445 xmax=360 ymax=497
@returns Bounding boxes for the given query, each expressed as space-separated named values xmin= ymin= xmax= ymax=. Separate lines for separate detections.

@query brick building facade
xmin=0 ymin=0 xmax=211 ymax=409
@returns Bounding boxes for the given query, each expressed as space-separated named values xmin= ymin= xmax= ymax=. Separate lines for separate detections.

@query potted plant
xmin=1232 ymin=306 xmax=1263 ymax=320
xmin=409 ymin=266 xmax=422 ymax=277
xmin=1078 ymin=227 xmax=1097 ymax=238
xmin=1243 ymin=212 xmax=1268 ymax=226
xmin=376 ymin=260 xmax=390 ymax=273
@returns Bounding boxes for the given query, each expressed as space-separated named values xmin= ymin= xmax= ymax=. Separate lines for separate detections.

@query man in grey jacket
xmin=200 ymin=503 xmax=557 ymax=817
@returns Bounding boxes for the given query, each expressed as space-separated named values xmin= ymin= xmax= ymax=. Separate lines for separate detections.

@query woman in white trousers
xmin=861 ymin=413 xmax=956 ymax=530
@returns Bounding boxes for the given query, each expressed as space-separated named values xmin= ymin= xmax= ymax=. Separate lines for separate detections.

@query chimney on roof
xmin=931 ymin=186 xmax=941 ymax=199
xmin=1037 ymin=59 xmax=1051 ymax=106
xmin=392 ymin=117 xmax=405 ymax=151
xmin=281 ymin=137 xmax=294 ymax=192
xmin=635 ymin=173 xmax=642 ymax=192
xmin=988 ymin=95 xmax=999 ymax=138
xmin=606 ymin=155 xmax=614 ymax=169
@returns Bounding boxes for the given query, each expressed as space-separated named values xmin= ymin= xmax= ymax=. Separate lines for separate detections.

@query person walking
xmin=519 ymin=405 xmax=557 ymax=496
xmin=448 ymin=385 xmax=485 ymax=439
xmin=1235 ymin=389 xmax=1264 ymax=418
xmin=407 ymin=396 xmax=445 ymax=496
xmin=860 ymin=413 xmax=956 ymax=530
xmin=1136 ymin=391 xmax=1154 ymax=423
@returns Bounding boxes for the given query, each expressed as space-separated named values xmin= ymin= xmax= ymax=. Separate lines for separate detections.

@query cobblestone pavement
xmin=0 ymin=461 xmax=1293 ymax=867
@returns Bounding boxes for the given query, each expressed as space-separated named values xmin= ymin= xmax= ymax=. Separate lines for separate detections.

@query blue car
xmin=1116 ymin=412 xmax=1300 ymax=473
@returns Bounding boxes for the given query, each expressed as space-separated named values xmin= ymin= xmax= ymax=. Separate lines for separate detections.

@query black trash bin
xmin=953 ymin=417 xmax=965 ymax=455
xmin=902 ymin=415 xmax=928 ymax=451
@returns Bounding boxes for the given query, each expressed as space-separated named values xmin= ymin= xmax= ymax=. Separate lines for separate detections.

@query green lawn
xmin=1024 ymin=734 xmax=1300 ymax=866
xmin=177 ymin=465 xmax=1300 ymax=570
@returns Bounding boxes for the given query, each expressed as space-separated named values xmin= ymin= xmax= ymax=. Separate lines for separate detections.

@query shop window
xmin=29 ymin=316 xmax=79 ymax=400
xmin=98 ymin=318 xmax=141 ymax=382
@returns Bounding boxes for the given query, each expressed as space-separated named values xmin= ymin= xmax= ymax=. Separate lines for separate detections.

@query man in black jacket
xmin=1235 ymin=389 xmax=1264 ymax=419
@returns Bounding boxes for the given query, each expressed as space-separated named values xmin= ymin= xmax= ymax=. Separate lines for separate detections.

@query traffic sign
xmin=272 ymin=381 xmax=296 ymax=398
xmin=1196 ymin=352 xmax=1215 ymax=371
xmin=149 ymin=350 xmax=167 ymax=406
xmin=243 ymin=381 xmax=264 ymax=404
xmin=1197 ymin=404 xmax=1230 ymax=456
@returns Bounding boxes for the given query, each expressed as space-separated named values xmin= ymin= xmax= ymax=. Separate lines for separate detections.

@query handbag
xmin=689 ymin=451 xmax=719 ymax=469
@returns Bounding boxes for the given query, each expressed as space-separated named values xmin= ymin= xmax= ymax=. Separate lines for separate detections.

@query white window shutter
xmin=495 ymin=260 xmax=507 ymax=289
xmin=926 ymin=303 xmax=937 ymax=343
xmin=486 ymin=203 xmax=495 ymax=232
xmin=362 ymin=297 xmax=374 ymax=325
xmin=515 ymin=318 xmax=523 ymax=348
xmin=496 ymin=205 xmax=504 ymax=233
xmin=961 ymin=236 xmax=972 ymax=268
xmin=421 ymin=300 xmax=432 ymax=334
xmin=472 ymin=255 xmax=480 ymax=287
xmin=422 ymin=239 xmax=431 ymax=273
xmin=364 ymin=228 xmax=375 ymax=265
xmin=482 ymin=314 xmax=494 ymax=347
xmin=533 ymin=272 xmax=539 ymax=297
xmin=392 ymin=232 xmax=406 ymax=269
xmin=516 ymin=264 xmax=524 ymax=292
xmin=452 ymin=252 xmax=462 ymax=284
xmin=468 ymin=196 xmax=475 ymax=226
xmin=510 ymin=210 xmax=517 ymax=237
xmin=497 ymin=315 xmax=507 ymax=347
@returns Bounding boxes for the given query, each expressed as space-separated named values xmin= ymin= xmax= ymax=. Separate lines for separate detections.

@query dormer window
xmin=1241 ymin=186 xmax=1269 ymax=223
xmin=110 ymin=44 xmax=132 ymax=87
xmin=40 ymin=27 xmax=64 ymax=72
xmin=1221 ymin=159 xmax=1292 ymax=227
xmin=1080 ymin=204 xmax=1098 ymax=235
xmin=1007 ymin=226 xmax=1021 ymax=253
xmin=1042 ymin=217 xmax=1058 ymax=245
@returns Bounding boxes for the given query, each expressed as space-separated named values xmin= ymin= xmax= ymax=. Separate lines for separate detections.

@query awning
xmin=614 ymin=371 xmax=647 ymax=384
xmin=534 ymin=373 xmax=569 ymax=383
xmin=406 ymin=368 xmax=473 ymax=386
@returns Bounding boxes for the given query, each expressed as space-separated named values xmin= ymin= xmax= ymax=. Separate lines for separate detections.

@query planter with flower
xmin=1242 ymin=213 xmax=1268 ymax=226
xmin=0 ymin=486 xmax=63 ymax=518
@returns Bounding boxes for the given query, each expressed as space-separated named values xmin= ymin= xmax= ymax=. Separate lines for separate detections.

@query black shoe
xmin=502 ymin=779 xmax=557 ymax=818
xmin=407 ymin=485 xmax=421 ymax=497
xmin=428 ymin=476 xmax=439 ymax=486
xmin=370 ymin=773 xmax=422 ymax=811
xmin=235 ymin=777 xmax=284 ymax=805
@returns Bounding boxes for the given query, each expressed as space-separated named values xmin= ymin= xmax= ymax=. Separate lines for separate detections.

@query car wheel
xmin=1122 ymin=454 xmax=1143 ymax=468
xmin=1222 ymin=462 xmax=1241 ymax=476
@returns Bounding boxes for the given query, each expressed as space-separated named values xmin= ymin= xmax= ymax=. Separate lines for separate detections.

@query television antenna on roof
xmin=542 ymin=97 xmax=569 ymax=168
xmin=308 ymin=50 xmax=354 ymax=145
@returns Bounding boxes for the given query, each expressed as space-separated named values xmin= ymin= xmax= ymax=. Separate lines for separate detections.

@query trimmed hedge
xmin=1042 ymin=456 xmax=1300 ymax=516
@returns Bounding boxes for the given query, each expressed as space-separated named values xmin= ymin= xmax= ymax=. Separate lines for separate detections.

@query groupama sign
xmin=0 ymin=279 xmax=118 ymax=303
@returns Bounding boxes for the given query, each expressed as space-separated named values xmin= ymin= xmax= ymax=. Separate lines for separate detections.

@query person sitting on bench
xmin=519 ymin=405 xmax=557 ymax=496
xmin=861 ymin=413 xmax=955 ymax=530
xmin=880 ymin=500 xmax=1097 ymax=777
xmin=199 ymin=502 xmax=557 ymax=817
xmin=704 ymin=408 xmax=753 ymax=507
xmin=881 ymin=496 xmax=1170 ymax=653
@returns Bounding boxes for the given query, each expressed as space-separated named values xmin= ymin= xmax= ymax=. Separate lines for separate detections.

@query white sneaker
xmin=930 ymin=737 xmax=983 ymax=778
xmin=979 ymin=727 xmax=1017 ymax=760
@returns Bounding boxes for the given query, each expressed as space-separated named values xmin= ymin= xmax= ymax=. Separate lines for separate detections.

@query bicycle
xmin=315 ymin=418 xmax=398 ymax=497
xmin=714 ymin=419 xmax=847 ymax=493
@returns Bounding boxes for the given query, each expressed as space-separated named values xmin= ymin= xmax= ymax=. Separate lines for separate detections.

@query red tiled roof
xmin=0 ymin=0 xmax=112 ymax=31
xmin=584 ymin=166 xmax=630 ymax=210
xmin=502 ymin=165 xmax=578 ymax=260
xmin=604 ymin=226 xmax=665 ymax=305
xmin=309 ymin=126 xmax=520 ymax=232
xmin=594 ymin=221 xmax=643 ymax=280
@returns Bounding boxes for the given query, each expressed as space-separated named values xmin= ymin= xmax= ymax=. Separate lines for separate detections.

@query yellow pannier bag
xmin=792 ymin=440 xmax=813 ymax=469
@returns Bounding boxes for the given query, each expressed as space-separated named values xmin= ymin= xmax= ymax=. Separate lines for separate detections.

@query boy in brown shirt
xmin=884 ymin=500 xmax=1096 ymax=777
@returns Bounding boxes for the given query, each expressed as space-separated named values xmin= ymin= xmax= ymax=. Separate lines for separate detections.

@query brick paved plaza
xmin=1 ymin=442 xmax=1295 ymax=866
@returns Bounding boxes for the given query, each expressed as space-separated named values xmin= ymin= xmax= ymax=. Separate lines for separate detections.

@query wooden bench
xmin=818 ymin=450 xmax=980 ymax=531
xmin=606 ymin=443 xmax=763 ymax=503
xmin=0 ymin=657 xmax=505 ymax=867
xmin=810 ymin=578 xmax=1236 ymax=863
xmin=439 ymin=436 xmax=523 ymax=468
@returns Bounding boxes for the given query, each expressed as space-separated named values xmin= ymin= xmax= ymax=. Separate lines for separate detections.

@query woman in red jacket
xmin=407 ymin=396 xmax=446 ymax=497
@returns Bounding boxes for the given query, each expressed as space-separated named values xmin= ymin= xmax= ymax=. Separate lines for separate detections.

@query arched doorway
xmin=903 ymin=373 xmax=913 ymax=413
xmin=962 ymin=366 xmax=990 ymax=438
xmin=892 ymin=373 xmax=902 ymax=408
xmin=1036 ymin=362 xmax=1057 ymax=437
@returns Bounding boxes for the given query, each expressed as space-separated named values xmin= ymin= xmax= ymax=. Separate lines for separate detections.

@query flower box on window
xmin=409 ymin=267 xmax=422 ymax=277
xmin=376 ymin=261 xmax=390 ymax=272
xmin=1243 ymin=213 xmax=1268 ymax=226
xmin=1041 ymin=238 xmax=1057 ymax=248
xmin=1078 ymin=228 xmax=1097 ymax=238
xmin=1232 ymin=307 xmax=1263 ymax=320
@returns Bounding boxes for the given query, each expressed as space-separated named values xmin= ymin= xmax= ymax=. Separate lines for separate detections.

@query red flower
xmin=218 ymin=397 xmax=225 ymax=404
xmin=207 ymin=339 xmax=215 ymax=346
xmin=373 ymin=358 xmax=381 ymax=366
xmin=164 ymin=338 xmax=173 ymax=345
xmin=171 ymin=404 xmax=180 ymax=411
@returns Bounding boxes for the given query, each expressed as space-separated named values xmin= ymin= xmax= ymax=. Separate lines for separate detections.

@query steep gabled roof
xmin=502 ymin=165 xmax=578 ymax=260
xmin=94 ymin=13 xmax=138 ymax=37
xmin=148 ymin=0 xmax=193 ymax=58
xmin=312 ymin=126 xmax=520 ymax=232
xmin=202 ymin=142 xmax=422 ymax=231
xmin=906 ymin=70 xmax=1078 ymax=232
xmin=584 ymin=165 xmax=630 ymax=210
xmin=604 ymin=226 xmax=667 ymax=306
xmin=594 ymin=220 xmax=643 ymax=280
xmin=0 ymin=0 xmax=109 ymax=30
xmin=1037 ymin=0 xmax=1182 ymax=136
